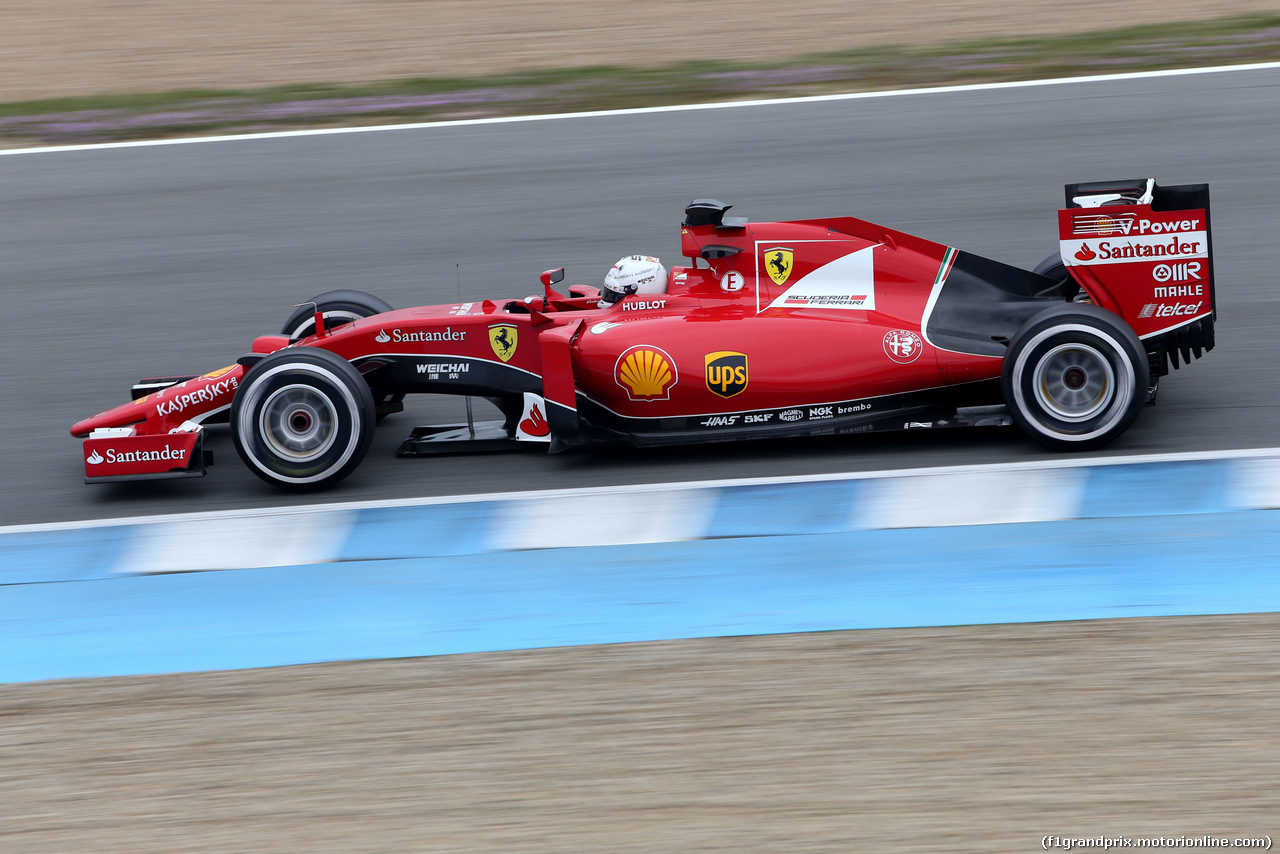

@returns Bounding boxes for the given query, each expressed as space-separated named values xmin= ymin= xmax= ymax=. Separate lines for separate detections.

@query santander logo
xmin=1074 ymin=244 xmax=1097 ymax=261
xmin=375 ymin=329 xmax=391 ymax=343
xmin=519 ymin=404 xmax=550 ymax=437
xmin=87 ymin=450 xmax=104 ymax=464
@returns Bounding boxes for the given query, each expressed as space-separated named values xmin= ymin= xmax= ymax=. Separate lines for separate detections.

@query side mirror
xmin=540 ymin=268 xmax=565 ymax=287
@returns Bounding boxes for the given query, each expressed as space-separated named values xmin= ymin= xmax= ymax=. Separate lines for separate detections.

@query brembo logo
xmin=88 ymin=446 xmax=188 ymax=464
xmin=376 ymin=328 xmax=466 ymax=343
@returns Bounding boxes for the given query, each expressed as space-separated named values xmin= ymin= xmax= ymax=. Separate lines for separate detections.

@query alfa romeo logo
xmin=883 ymin=329 xmax=923 ymax=364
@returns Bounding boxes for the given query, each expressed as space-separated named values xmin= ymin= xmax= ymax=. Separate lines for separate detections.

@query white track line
xmin=2 ymin=61 xmax=1278 ymax=157
xmin=4 ymin=446 xmax=1279 ymax=535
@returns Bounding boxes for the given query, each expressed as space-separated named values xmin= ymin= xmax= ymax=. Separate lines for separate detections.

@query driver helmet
xmin=601 ymin=255 xmax=667 ymax=306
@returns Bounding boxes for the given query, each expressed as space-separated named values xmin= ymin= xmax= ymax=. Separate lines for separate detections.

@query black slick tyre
xmin=1001 ymin=303 xmax=1148 ymax=451
xmin=281 ymin=290 xmax=393 ymax=341
xmin=231 ymin=348 xmax=375 ymax=490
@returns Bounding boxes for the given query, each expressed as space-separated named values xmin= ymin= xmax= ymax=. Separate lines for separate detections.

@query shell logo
xmin=615 ymin=345 xmax=678 ymax=401
xmin=201 ymin=365 xmax=237 ymax=381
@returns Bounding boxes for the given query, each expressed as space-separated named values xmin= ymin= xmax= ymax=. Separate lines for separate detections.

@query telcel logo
xmin=1138 ymin=302 xmax=1203 ymax=319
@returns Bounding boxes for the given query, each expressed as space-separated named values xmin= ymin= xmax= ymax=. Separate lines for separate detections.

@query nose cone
xmin=71 ymin=401 xmax=146 ymax=437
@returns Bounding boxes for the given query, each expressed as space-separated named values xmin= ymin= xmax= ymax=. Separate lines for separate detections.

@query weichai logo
xmin=704 ymin=351 xmax=748 ymax=398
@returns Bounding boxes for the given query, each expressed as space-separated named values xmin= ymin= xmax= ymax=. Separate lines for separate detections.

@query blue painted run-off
xmin=3 ymin=455 xmax=1280 ymax=684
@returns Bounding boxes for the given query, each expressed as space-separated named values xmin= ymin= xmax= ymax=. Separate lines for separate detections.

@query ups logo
xmin=705 ymin=351 xmax=748 ymax=398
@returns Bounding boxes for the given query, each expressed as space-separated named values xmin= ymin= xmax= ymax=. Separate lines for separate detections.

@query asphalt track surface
xmin=3 ymin=67 xmax=1279 ymax=526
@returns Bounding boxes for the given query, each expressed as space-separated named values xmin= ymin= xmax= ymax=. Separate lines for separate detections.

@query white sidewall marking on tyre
xmin=1012 ymin=323 xmax=1135 ymax=443
xmin=237 ymin=362 xmax=363 ymax=484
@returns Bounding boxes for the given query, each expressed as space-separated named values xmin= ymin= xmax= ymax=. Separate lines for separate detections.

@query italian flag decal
xmin=935 ymin=247 xmax=958 ymax=286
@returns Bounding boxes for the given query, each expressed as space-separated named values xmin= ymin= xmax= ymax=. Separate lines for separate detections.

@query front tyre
xmin=1002 ymin=304 xmax=1148 ymax=451
xmin=281 ymin=290 xmax=394 ymax=341
xmin=231 ymin=348 xmax=375 ymax=490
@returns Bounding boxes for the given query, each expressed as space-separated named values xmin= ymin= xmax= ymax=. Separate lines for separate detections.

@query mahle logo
xmin=704 ymin=351 xmax=747 ymax=398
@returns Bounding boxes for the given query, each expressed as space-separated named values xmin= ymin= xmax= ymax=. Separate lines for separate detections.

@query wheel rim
xmin=1033 ymin=343 xmax=1115 ymax=423
xmin=258 ymin=384 xmax=339 ymax=461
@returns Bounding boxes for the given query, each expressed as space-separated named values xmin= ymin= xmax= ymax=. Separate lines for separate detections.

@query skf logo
xmin=489 ymin=323 xmax=518 ymax=362
xmin=704 ymin=351 xmax=747 ymax=398
xmin=615 ymin=346 xmax=678 ymax=401
xmin=764 ymin=247 xmax=794 ymax=286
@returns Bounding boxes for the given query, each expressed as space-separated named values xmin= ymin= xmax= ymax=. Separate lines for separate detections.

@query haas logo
xmin=519 ymin=404 xmax=549 ymax=437
xmin=374 ymin=329 xmax=391 ymax=343
xmin=1074 ymin=244 xmax=1096 ymax=262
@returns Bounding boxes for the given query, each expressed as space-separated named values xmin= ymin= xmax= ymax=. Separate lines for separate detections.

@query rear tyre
xmin=1002 ymin=304 xmax=1148 ymax=451
xmin=231 ymin=348 xmax=375 ymax=491
xmin=280 ymin=290 xmax=393 ymax=340
xmin=1032 ymin=253 xmax=1079 ymax=300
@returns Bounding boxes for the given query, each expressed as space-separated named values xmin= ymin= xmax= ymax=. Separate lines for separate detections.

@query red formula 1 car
xmin=72 ymin=178 xmax=1216 ymax=490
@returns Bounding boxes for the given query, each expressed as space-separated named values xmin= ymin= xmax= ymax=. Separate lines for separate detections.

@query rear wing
xmin=1058 ymin=178 xmax=1215 ymax=376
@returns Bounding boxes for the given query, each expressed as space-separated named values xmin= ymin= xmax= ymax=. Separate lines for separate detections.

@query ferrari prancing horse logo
xmin=489 ymin=323 xmax=518 ymax=362
xmin=764 ymin=247 xmax=794 ymax=286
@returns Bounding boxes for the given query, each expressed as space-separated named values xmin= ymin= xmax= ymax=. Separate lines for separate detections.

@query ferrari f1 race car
xmin=72 ymin=178 xmax=1216 ymax=491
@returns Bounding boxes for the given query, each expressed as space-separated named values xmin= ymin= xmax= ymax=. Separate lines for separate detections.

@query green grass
xmin=3 ymin=13 xmax=1278 ymax=146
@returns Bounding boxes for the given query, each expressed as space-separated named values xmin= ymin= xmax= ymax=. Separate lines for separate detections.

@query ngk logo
xmin=1152 ymin=262 xmax=1201 ymax=284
